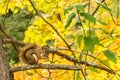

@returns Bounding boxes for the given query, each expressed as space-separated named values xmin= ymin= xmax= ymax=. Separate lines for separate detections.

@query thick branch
xmin=10 ymin=64 xmax=81 ymax=72
xmin=3 ymin=38 xmax=25 ymax=46
xmin=10 ymin=63 xmax=115 ymax=75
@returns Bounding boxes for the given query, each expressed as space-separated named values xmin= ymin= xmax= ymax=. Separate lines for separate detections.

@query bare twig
xmin=88 ymin=53 xmax=113 ymax=71
xmin=92 ymin=0 xmax=105 ymax=15
xmin=108 ymin=10 xmax=120 ymax=26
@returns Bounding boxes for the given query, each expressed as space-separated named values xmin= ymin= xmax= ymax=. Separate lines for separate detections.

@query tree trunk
xmin=0 ymin=37 xmax=13 ymax=80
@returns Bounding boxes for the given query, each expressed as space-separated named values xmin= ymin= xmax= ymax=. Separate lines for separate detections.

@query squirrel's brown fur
xmin=19 ymin=44 xmax=49 ymax=65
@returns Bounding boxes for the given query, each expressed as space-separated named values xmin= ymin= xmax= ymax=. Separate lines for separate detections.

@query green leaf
xmin=75 ymin=21 xmax=82 ymax=29
xmin=97 ymin=20 xmax=107 ymax=25
xmin=96 ymin=28 xmax=114 ymax=38
xmin=75 ymin=2 xmax=88 ymax=13
xmin=26 ymin=71 xmax=34 ymax=76
xmin=103 ymin=50 xmax=117 ymax=63
xmin=80 ymin=12 xmax=96 ymax=24
xmin=100 ymin=60 xmax=110 ymax=66
xmin=95 ymin=1 xmax=112 ymax=12
xmin=96 ymin=28 xmax=109 ymax=35
xmin=87 ymin=29 xmax=95 ymax=36
xmin=78 ymin=52 xmax=83 ymax=62
xmin=109 ymin=28 xmax=114 ymax=38
xmin=9 ymin=59 xmax=16 ymax=66
xmin=65 ymin=12 xmax=76 ymax=29
xmin=91 ymin=36 xmax=99 ymax=45
xmin=89 ymin=67 xmax=99 ymax=73
xmin=64 ymin=5 xmax=74 ymax=15
xmin=77 ymin=35 xmax=83 ymax=47
xmin=46 ymin=39 xmax=55 ymax=46
xmin=110 ymin=28 xmax=114 ymax=35
xmin=75 ymin=5 xmax=84 ymax=13
xmin=84 ymin=36 xmax=94 ymax=53
xmin=76 ymin=71 xmax=82 ymax=80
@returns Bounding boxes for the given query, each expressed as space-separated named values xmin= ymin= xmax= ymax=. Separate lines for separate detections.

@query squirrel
xmin=19 ymin=44 xmax=49 ymax=65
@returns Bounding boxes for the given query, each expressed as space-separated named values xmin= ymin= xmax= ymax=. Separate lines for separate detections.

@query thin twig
xmin=78 ymin=64 xmax=86 ymax=80
xmin=104 ymin=2 xmax=120 ymax=26
xmin=84 ymin=51 xmax=88 ymax=80
xmin=88 ymin=0 xmax=91 ymax=36
xmin=117 ymin=0 xmax=120 ymax=18
xmin=109 ymin=11 xmax=120 ymax=26
xmin=34 ymin=69 xmax=50 ymax=78
xmin=77 ymin=13 xmax=86 ymax=36
xmin=44 ymin=0 xmax=53 ymax=3
xmin=92 ymin=0 xmax=105 ymax=15
xmin=88 ymin=53 xmax=113 ymax=71
xmin=48 ymin=48 xmax=116 ymax=74
xmin=47 ymin=69 xmax=52 ymax=80
xmin=77 ymin=7 xmax=87 ymax=79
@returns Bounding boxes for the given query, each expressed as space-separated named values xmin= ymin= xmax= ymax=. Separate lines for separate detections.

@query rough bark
xmin=0 ymin=37 xmax=13 ymax=80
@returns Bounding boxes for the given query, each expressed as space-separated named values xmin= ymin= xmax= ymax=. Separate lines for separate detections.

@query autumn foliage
xmin=0 ymin=0 xmax=120 ymax=80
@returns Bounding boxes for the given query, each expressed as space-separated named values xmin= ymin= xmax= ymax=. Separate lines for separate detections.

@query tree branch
xmin=48 ymin=48 xmax=116 ymax=74
xmin=10 ymin=64 xmax=81 ymax=72
xmin=3 ymin=38 xmax=25 ymax=46
xmin=10 ymin=63 xmax=115 ymax=75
